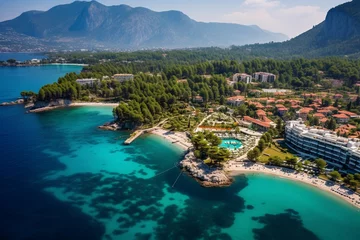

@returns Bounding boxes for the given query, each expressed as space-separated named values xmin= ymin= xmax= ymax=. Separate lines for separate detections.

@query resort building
xmin=193 ymin=95 xmax=204 ymax=103
xmin=227 ymin=96 xmax=245 ymax=106
xmin=298 ymin=108 xmax=313 ymax=121
xmin=253 ymin=72 xmax=276 ymax=83
xmin=243 ymin=116 xmax=271 ymax=131
xmin=76 ymin=78 xmax=99 ymax=86
xmin=333 ymin=114 xmax=350 ymax=124
xmin=285 ymin=120 xmax=360 ymax=173
xmin=338 ymin=110 xmax=359 ymax=118
xmin=233 ymin=73 xmax=252 ymax=84
xmin=113 ymin=74 xmax=134 ymax=82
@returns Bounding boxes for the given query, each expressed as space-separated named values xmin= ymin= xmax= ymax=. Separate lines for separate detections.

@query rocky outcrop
xmin=180 ymin=152 xmax=233 ymax=187
xmin=0 ymin=98 xmax=24 ymax=106
xmin=98 ymin=122 xmax=121 ymax=131
xmin=29 ymin=99 xmax=72 ymax=112
xmin=323 ymin=7 xmax=359 ymax=40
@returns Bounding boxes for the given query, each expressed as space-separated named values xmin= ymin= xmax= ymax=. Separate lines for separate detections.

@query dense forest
xmin=35 ymin=57 xmax=360 ymax=125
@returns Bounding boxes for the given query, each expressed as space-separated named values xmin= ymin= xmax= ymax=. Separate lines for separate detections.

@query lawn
xmin=258 ymin=144 xmax=295 ymax=164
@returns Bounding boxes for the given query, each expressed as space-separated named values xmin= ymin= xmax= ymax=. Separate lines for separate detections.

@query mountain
xmin=241 ymin=0 xmax=360 ymax=58
xmin=0 ymin=1 xmax=288 ymax=51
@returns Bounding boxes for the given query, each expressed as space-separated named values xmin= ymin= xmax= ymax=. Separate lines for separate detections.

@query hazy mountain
xmin=241 ymin=0 xmax=360 ymax=58
xmin=0 ymin=1 xmax=288 ymax=51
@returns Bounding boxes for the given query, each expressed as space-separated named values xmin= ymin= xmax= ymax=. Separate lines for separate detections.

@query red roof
xmin=338 ymin=110 xmax=358 ymax=117
xmin=256 ymin=109 xmax=266 ymax=116
xmin=244 ymin=116 xmax=270 ymax=128
xmin=299 ymin=108 xmax=313 ymax=114
xmin=333 ymin=114 xmax=350 ymax=119
xmin=227 ymin=96 xmax=245 ymax=101
xmin=313 ymin=113 xmax=325 ymax=118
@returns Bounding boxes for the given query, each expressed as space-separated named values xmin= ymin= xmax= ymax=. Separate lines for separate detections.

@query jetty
xmin=123 ymin=119 xmax=168 ymax=145
xmin=124 ymin=130 xmax=145 ymax=144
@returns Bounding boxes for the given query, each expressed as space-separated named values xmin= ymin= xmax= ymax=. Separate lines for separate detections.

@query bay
xmin=0 ymin=62 xmax=359 ymax=240
xmin=0 ymin=52 xmax=47 ymax=62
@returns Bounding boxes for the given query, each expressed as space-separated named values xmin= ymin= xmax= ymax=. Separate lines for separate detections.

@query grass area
xmin=258 ymin=144 xmax=295 ymax=164
xmin=319 ymin=174 xmax=330 ymax=181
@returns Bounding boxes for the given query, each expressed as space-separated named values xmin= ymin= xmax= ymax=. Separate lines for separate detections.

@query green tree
xmin=314 ymin=158 xmax=327 ymax=172
xmin=329 ymin=171 xmax=341 ymax=181
xmin=285 ymin=156 xmax=298 ymax=168
xmin=38 ymin=89 xmax=45 ymax=101
xmin=258 ymin=139 xmax=266 ymax=152
xmin=247 ymin=150 xmax=256 ymax=161
xmin=269 ymin=156 xmax=283 ymax=166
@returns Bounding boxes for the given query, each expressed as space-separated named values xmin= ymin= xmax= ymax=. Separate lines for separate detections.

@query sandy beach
xmin=148 ymin=127 xmax=360 ymax=209
xmin=70 ymin=102 xmax=119 ymax=107
xmin=150 ymin=128 xmax=192 ymax=151
xmin=28 ymin=102 xmax=119 ymax=112
xmin=226 ymin=162 xmax=360 ymax=209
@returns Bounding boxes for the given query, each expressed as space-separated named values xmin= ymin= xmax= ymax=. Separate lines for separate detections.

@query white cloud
xmin=243 ymin=0 xmax=280 ymax=8
xmin=222 ymin=2 xmax=326 ymax=38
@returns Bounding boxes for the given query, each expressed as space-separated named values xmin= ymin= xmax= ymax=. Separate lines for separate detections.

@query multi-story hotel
xmin=233 ymin=73 xmax=252 ymax=84
xmin=253 ymin=72 xmax=276 ymax=83
xmin=76 ymin=78 xmax=99 ymax=86
xmin=285 ymin=120 xmax=360 ymax=173
xmin=113 ymin=74 xmax=134 ymax=82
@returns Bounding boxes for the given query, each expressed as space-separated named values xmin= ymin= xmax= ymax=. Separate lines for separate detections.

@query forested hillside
xmin=32 ymin=58 xmax=360 ymax=125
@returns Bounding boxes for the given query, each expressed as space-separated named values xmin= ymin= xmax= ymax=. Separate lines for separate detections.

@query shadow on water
xmin=0 ymin=106 xmax=106 ymax=239
xmin=251 ymin=209 xmax=320 ymax=240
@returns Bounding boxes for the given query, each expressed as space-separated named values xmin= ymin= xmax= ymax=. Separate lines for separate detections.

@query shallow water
xmin=0 ymin=65 xmax=360 ymax=240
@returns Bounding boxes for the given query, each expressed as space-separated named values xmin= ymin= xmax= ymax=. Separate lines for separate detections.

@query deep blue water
xmin=0 ymin=65 xmax=82 ymax=102
xmin=1 ymin=64 xmax=360 ymax=240
xmin=0 ymin=52 xmax=46 ymax=61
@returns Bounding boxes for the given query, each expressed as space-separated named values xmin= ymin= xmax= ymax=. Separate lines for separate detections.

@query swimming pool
xmin=220 ymin=138 xmax=243 ymax=150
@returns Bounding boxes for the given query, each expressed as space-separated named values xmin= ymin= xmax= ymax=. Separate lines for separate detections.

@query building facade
xmin=253 ymin=72 xmax=276 ymax=83
xmin=233 ymin=73 xmax=252 ymax=84
xmin=113 ymin=74 xmax=134 ymax=82
xmin=227 ymin=96 xmax=245 ymax=106
xmin=285 ymin=120 xmax=360 ymax=173
xmin=76 ymin=78 xmax=99 ymax=86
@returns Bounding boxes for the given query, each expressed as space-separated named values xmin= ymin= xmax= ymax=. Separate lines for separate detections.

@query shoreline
xmin=226 ymin=162 xmax=360 ymax=209
xmin=149 ymin=128 xmax=191 ymax=151
xmin=28 ymin=102 xmax=119 ymax=113
xmin=142 ymin=127 xmax=360 ymax=209
xmin=44 ymin=63 xmax=89 ymax=67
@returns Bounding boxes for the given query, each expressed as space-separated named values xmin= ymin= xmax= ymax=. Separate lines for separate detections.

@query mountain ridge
xmin=239 ymin=0 xmax=360 ymax=58
xmin=0 ymin=0 xmax=288 ymax=51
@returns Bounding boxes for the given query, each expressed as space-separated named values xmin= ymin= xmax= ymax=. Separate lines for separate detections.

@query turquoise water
xmin=220 ymin=138 xmax=243 ymax=150
xmin=0 ymin=64 xmax=360 ymax=239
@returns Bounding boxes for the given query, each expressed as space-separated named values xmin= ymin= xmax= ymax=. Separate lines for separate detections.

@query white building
xmin=233 ymin=73 xmax=252 ymax=84
xmin=31 ymin=59 xmax=41 ymax=64
xmin=113 ymin=74 xmax=134 ymax=82
xmin=285 ymin=120 xmax=360 ymax=173
xmin=76 ymin=78 xmax=99 ymax=86
xmin=253 ymin=72 xmax=276 ymax=83
xmin=226 ymin=96 xmax=245 ymax=106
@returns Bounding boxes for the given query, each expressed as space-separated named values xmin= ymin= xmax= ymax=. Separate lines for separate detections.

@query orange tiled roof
xmin=244 ymin=116 xmax=270 ymax=128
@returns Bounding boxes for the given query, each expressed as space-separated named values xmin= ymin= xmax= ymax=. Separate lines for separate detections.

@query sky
xmin=0 ymin=0 xmax=350 ymax=38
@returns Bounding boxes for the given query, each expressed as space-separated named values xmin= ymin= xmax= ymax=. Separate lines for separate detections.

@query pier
xmin=123 ymin=119 xmax=168 ymax=145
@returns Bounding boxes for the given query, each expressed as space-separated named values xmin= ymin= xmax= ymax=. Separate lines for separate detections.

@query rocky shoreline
xmin=179 ymin=151 xmax=233 ymax=187
xmin=0 ymin=98 xmax=24 ymax=106
xmin=98 ymin=121 xmax=122 ymax=131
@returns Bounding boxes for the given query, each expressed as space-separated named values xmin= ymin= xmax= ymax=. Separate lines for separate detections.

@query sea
xmin=0 ymin=53 xmax=360 ymax=240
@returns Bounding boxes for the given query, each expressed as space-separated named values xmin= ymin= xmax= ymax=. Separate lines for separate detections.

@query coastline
xmin=28 ymin=102 xmax=119 ymax=113
xmin=44 ymin=63 xmax=89 ymax=67
xmin=149 ymin=128 xmax=191 ymax=151
xmin=145 ymin=129 xmax=360 ymax=208
xmin=226 ymin=162 xmax=360 ymax=209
